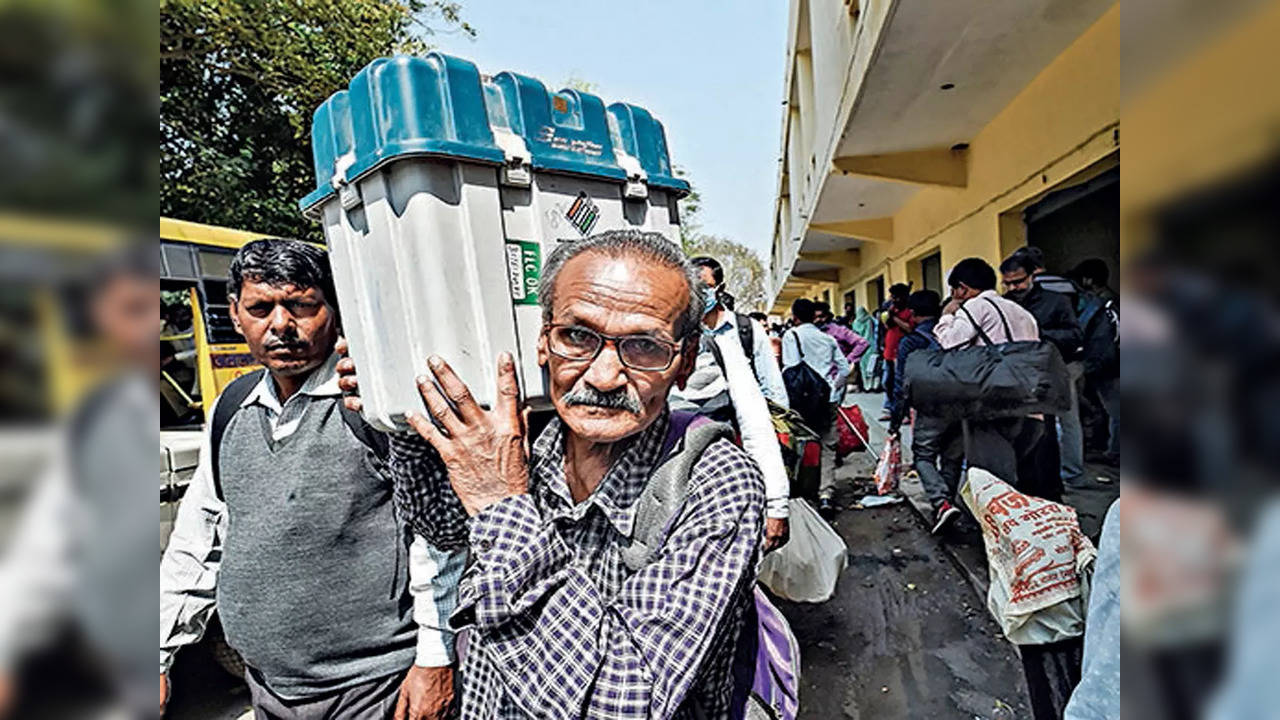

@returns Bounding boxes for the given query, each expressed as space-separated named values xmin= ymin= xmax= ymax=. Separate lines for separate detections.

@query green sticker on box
xmin=505 ymin=240 xmax=541 ymax=305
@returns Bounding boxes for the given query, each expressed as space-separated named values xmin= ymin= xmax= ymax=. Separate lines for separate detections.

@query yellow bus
xmin=159 ymin=217 xmax=276 ymax=427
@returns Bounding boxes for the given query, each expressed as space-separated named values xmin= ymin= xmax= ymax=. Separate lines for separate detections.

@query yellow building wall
xmin=834 ymin=2 xmax=1120 ymax=309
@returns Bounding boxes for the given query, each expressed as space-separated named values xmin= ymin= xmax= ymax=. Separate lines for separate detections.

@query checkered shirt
xmin=387 ymin=410 xmax=765 ymax=719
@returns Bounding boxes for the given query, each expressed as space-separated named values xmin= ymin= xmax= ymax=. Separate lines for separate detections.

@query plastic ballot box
xmin=301 ymin=53 xmax=689 ymax=431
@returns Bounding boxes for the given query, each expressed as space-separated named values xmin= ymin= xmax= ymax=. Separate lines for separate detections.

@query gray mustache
xmin=562 ymin=385 xmax=642 ymax=413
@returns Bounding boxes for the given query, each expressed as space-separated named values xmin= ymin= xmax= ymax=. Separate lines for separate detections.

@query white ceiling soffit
xmin=792 ymin=259 xmax=840 ymax=274
xmin=837 ymin=0 xmax=1115 ymax=157
xmin=800 ymin=231 xmax=862 ymax=255
xmin=811 ymin=174 xmax=918 ymax=224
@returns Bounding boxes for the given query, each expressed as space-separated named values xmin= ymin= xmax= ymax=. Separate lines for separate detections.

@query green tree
xmin=160 ymin=0 xmax=473 ymax=241
xmin=675 ymin=167 xmax=766 ymax=312
xmin=674 ymin=164 xmax=703 ymax=246
xmin=561 ymin=75 xmax=599 ymax=94
xmin=0 ymin=1 xmax=156 ymax=224
xmin=683 ymin=234 xmax=768 ymax=313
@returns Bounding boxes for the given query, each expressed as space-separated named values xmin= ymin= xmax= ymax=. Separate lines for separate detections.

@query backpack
xmin=622 ymin=411 xmax=801 ymax=720
xmin=209 ymin=369 xmax=389 ymax=500
xmin=781 ymin=331 xmax=833 ymax=433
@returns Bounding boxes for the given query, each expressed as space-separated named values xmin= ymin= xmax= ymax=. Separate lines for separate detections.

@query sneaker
xmin=931 ymin=501 xmax=960 ymax=535
xmin=818 ymin=497 xmax=837 ymax=519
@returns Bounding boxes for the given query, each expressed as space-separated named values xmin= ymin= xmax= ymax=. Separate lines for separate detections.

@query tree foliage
xmin=683 ymin=234 xmax=768 ymax=313
xmin=0 ymin=2 xmax=156 ymax=224
xmin=675 ymin=167 xmax=766 ymax=312
xmin=160 ymin=0 xmax=472 ymax=240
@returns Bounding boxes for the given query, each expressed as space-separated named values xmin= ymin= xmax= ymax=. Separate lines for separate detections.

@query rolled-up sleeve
xmin=408 ymin=535 xmax=467 ymax=667
xmin=452 ymin=440 xmax=764 ymax=718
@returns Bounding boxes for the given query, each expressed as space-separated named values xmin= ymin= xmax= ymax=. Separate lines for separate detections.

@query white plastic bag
xmin=758 ymin=499 xmax=848 ymax=603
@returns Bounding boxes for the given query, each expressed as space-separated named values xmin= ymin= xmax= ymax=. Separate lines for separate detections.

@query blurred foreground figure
xmin=0 ymin=244 xmax=159 ymax=716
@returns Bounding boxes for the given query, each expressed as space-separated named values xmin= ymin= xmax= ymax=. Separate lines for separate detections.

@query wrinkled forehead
xmin=550 ymin=252 xmax=689 ymax=339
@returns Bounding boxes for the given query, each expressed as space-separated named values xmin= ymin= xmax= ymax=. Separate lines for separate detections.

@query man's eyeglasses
xmin=545 ymin=324 xmax=682 ymax=371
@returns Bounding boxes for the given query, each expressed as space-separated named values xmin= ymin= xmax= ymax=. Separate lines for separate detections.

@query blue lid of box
xmin=303 ymin=53 xmax=687 ymax=211
xmin=608 ymin=103 xmax=688 ymax=193
xmin=483 ymin=71 xmax=625 ymax=181
xmin=302 ymin=54 xmax=505 ymax=211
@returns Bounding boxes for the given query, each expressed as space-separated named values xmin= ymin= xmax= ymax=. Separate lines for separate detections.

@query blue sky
xmin=424 ymin=0 xmax=790 ymax=261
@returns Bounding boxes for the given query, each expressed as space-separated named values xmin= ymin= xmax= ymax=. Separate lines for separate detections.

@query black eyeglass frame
xmin=543 ymin=323 xmax=686 ymax=371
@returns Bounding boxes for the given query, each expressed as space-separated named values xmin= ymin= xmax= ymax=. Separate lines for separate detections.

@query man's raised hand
xmin=405 ymin=353 xmax=529 ymax=517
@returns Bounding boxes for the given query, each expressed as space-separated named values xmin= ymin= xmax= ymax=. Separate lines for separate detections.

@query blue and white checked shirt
xmin=387 ymin=410 xmax=765 ymax=719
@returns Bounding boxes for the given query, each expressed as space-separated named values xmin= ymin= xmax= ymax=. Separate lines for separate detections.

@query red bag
xmin=874 ymin=435 xmax=902 ymax=495
xmin=835 ymin=406 xmax=869 ymax=457
xmin=801 ymin=440 xmax=822 ymax=467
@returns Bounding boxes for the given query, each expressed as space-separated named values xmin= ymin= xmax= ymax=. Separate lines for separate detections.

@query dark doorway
xmin=1024 ymin=166 xmax=1120 ymax=285
xmin=867 ymin=275 xmax=885 ymax=309
xmin=920 ymin=251 xmax=943 ymax=295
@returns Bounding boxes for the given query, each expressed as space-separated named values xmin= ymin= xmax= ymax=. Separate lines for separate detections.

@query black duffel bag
xmin=782 ymin=332 xmax=834 ymax=433
xmin=904 ymin=298 xmax=1070 ymax=421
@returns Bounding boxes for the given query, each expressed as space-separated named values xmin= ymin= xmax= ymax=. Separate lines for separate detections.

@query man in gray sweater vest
xmin=160 ymin=239 xmax=465 ymax=719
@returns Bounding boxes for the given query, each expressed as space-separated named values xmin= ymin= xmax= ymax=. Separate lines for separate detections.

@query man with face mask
xmin=359 ymin=231 xmax=766 ymax=719
xmin=670 ymin=256 xmax=790 ymax=552
xmin=688 ymin=256 xmax=788 ymax=407
xmin=159 ymin=239 xmax=464 ymax=720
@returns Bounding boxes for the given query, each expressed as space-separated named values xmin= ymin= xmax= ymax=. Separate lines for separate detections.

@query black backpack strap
xmin=958 ymin=303 xmax=996 ymax=347
xmin=982 ymin=297 xmax=1015 ymax=340
xmin=210 ymin=369 xmax=266 ymax=501
xmin=734 ymin=313 xmax=756 ymax=367
xmin=340 ymin=402 xmax=389 ymax=460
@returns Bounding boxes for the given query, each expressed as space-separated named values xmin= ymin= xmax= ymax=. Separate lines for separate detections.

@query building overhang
xmin=774 ymin=0 xmax=1116 ymax=299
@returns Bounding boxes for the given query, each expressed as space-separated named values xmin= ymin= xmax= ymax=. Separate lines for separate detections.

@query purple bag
xmin=735 ymin=586 xmax=801 ymax=720
xmin=648 ymin=412 xmax=802 ymax=720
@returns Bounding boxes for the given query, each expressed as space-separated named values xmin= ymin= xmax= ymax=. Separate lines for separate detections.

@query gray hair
xmin=538 ymin=230 xmax=702 ymax=340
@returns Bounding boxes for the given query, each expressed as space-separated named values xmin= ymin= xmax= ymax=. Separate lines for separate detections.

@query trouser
xmin=1058 ymin=362 xmax=1085 ymax=482
xmin=244 ymin=666 xmax=407 ymax=720
xmin=818 ymin=404 xmax=839 ymax=499
xmin=1024 ymin=415 xmax=1064 ymax=503
xmin=1020 ymin=636 xmax=1084 ymax=720
xmin=963 ymin=417 xmax=1044 ymax=492
xmin=881 ymin=360 xmax=894 ymax=408
xmin=911 ymin=413 xmax=964 ymax=511
xmin=1094 ymin=375 xmax=1119 ymax=457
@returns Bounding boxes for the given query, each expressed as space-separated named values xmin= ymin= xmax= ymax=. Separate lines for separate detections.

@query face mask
xmin=702 ymin=286 xmax=718 ymax=316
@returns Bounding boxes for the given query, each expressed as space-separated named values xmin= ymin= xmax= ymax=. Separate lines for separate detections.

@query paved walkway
xmin=777 ymin=440 xmax=1030 ymax=719
xmin=840 ymin=392 xmax=1120 ymax=600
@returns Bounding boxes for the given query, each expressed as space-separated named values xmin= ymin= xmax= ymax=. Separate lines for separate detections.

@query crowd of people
xmin=755 ymin=249 xmax=1119 ymax=534
xmin=144 ymin=233 xmax=1123 ymax=719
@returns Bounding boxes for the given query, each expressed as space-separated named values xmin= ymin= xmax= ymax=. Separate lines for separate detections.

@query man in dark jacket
xmin=1001 ymin=251 xmax=1082 ymax=499
xmin=888 ymin=291 xmax=963 ymax=533
xmin=1069 ymin=258 xmax=1119 ymax=463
